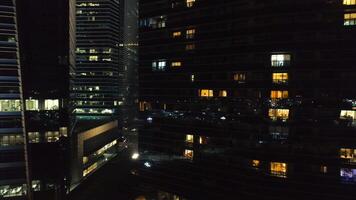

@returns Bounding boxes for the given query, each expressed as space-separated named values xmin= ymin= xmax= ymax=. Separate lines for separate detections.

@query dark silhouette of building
xmin=138 ymin=0 xmax=356 ymax=199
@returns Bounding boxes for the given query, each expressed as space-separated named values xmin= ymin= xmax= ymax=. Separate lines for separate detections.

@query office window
xmin=340 ymin=110 xmax=356 ymax=120
xmin=184 ymin=149 xmax=194 ymax=160
xmin=233 ymin=73 xmax=246 ymax=82
xmin=219 ymin=90 xmax=228 ymax=97
xmin=344 ymin=0 xmax=356 ymax=5
xmin=44 ymin=99 xmax=59 ymax=110
xmin=0 ymin=135 xmax=24 ymax=146
xmin=186 ymin=43 xmax=195 ymax=50
xmin=269 ymin=109 xmax=289 ymax=121
xmin=25 ymin=99 xmax=39 ymax=111
xmin=89 ymin=49 xmax=97 ymax=53
xmin=186 ymin=0 xmax=195 ymax=7
xmin=59 ymin=127 xmax=68 ymax=137
xmin=271 ymin=54 xmax=291 ymax=67
xmin=270 ymin=90 xmax=289 ymax=99
xmin=272 ymin=73 xmax=288 ymax=83
xmin=340 ymin=148 xmax=356 ymax=163
xmin=344 ymin=13 xmax=356 ymax=26
xmin=172 ymin=31 xmax=181 ymax=38
xmin=186 ymin=29 xmax=196 ymax=39
xmin=191 ymin=74 xmax=195 ymax=82
xmin=152 ymin=60 xmax=167 ymax=71
xmin=199 ymin=89 xmax=214 ymax=97
xmin=252 ymin=160 xmax=260 ymax=168
xmin=171 ymin=62 xmax=182 ymax=67
xmin=199 ymin=136 xmax=208 ymax=144
xmin=186 ymin=134 xmax=194 ymax=143
xmin=270 ymin=162 xmax=287 ymax=178
xmin=0 ymin=100 xmax=21 ymax=112
xmin=341 ymin=168 xmax=356 ymax=183
xmin=45 ymin=131 xmax=60 ymax=142
xmin=89 ymin=56 xmax=98 ymax=61
xmin=28 ymin=132 xmax=40 ymax=143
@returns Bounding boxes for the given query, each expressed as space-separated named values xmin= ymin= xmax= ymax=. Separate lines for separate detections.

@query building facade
xmin=138 ymin=0 xmax=356 ymax=199
xmin=75 ymin=0 xmax=120 ymax=120
xmin=0 ymin=0 xmax=28 ymax=198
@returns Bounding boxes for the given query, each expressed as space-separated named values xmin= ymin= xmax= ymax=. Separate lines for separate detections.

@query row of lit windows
xmin=199 ymin=89 xmax=227 ymax=98
xmin=0 ymin=134 xmax=23 ymax=146
xmin=77 ymin=3 xmax=100 ymax=7
xmin=25 ymin=99 xmax=59 ymax=111
xmin=88 ymin=56 xmax=112 ymax=62
xmin=344 ymin=13 xmax=356 ymax=26
xmin=74 ymin=108 xmax=114 ymax=114
xmin=28 ymin=128 xmax=67 ymax=143
xmin=185 ymin=134 xmax=208 ymax=145
xmin=0 ymin=100 xmax=21 ymax=112
xmin=344 ymin=0 xmax=356 ymax=5
xmin=76 ymin=48 xmax=112 ymax=54
xmin=172 ymin=28 xmax=196 ymax=39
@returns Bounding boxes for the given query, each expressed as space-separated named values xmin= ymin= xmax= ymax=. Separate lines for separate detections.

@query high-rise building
xmin=72 ymin=0 xmax=123 ymax=189
xmin=16 ymin=0 xmax=76 ymax=198
xmin=138 ymin=0 xmax=356 ymax=199
xmin=75 ymin=0 xmax=120 ymax=120
xmin=119 ymin=0 xmax=139 ymax=155
xmin=0 ymin=0 xmax=28 ymax=198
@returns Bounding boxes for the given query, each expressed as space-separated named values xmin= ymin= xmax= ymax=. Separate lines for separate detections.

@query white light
xmin=131 ymin=153 xmax=139 ymax=160
xmin=144 ymin=162 xmax=151 ymax=168
xmin=220 ymin=116 xmax=226 ymax=120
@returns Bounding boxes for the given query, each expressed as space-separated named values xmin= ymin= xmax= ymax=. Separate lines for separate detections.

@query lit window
xmin=0 ymin=100 xmax=21 ymax=112
xmin=89 ymin=56 xmax=98 ymax=61
xmin=233 ymin=73 xmax=246 ymax=82
xmin=344 ymin=13 xmax=356 ymax=26
xmin=171 ymin=62 xmax=182 ymax=67
xmin=219 ymin=90 xmax=228 ymax=97
xmin=199 ymin=89 xmax=214 ymax=97
xmin=186 ymin=29 xmax=196 ymax=39
xmin=344 ymin=0 xmax=356 ymax=5
xmin=340 ymin=110 xmax=356 ymax=120
xmin=152 ymin=60 xmax=167 ymax=71
xmin=186 ymin=134 xmax=194 ymax=143
xmin=252 ymin=160 xmax=260 ymax=168
xmin=270 ymin=162 xmax=287 ymax=178
xmin=340 ymin=148 xmax=356 ymax=163
xmin=199 ymin=136 xmax=208 ymax=144
xmin=271 ymin=54 xmax=291 ymax=67
xmin=44 ymin=99 xmax=59 ymax=110
xmin=270 ymin=90 xmax=289 ymax=99
xmin=191 ymin=74 xmax=195 ymax=82
xmin=28 ymin=132 xmax=40 ymax=143
xmin=186 ymin=43 xmax=195 ymax=50
xmin=76 ymin=48 xmax=86 ymax=53
xmin=0 ymin=134 xmax=24 ymax=146
xmin=172 ymin=31 xmax=181 ymax=38
xmin=59 ymin=127 xmax=68 ymax=137
xmin=89 ymin=49 xmax=97 ymax=53
xmin=186 ymin=0 xmax=195 ymax=7
xmin=268 ymin=109 xmax=289 ymax=121
xmin=83 ymin=162 xmax=98 ymax=177
xmin=340 ymin=168 xmax=356 ymax=183
xmin=272 ymin=73 xmax=288 ymax=84
xmin=321 ymin=165 xmax=328 ymax=173
xmin=45 ymin=131 xmax=60 ymax=142
xmin=102 ymin=58 xmax=112 ymax=62
xmin=25 ymin=99 xmax=39 ymax=111
xmin=184 ymin=149 xmax=194 ymax=160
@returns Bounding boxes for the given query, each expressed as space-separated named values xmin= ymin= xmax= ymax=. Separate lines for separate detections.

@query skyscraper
xmin=138 ymin=0 xmax=356 ymax=199
xmin=0 ymin=0 xmax=28 ymax=198
xmin=16 ymin=0 xmax=76 ymax=198
xmin=75 ymin=0 xmax=120 ymax=120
